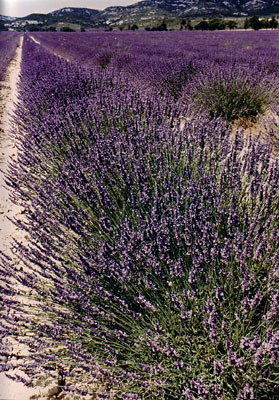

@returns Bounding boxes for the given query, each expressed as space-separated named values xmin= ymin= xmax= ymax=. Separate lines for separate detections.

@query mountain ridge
xmin=2 ymin=0 xmax=279 ymax=30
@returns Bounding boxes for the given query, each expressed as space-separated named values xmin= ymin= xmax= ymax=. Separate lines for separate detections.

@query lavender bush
xmin=184 ymin=64 xmax=277 ymax=123
xmin=1 ymin=33 xmax=279 ymax=399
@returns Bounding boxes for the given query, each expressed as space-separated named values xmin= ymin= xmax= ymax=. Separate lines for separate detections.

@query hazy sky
xmin=0 ymin=0 xmax=138 ymax=17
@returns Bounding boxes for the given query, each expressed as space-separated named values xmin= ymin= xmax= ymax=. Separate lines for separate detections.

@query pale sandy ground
xmin=231 ymin=109 xmax=279 ymax=161
xmin=0 ymin=35 xmax=39 ymax=400
xmin=30 ymin=36 xmax=70 ymax=62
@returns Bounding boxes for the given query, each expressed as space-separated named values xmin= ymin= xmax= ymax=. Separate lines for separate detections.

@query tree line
xmin=194 ymin=15 xmax=278 ymax=31
xmin=244 ymin=15 xmax=278 ymax=30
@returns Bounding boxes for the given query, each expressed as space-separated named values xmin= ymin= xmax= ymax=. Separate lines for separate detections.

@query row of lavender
xmin=31 ymin=30 xmax=279 ymax=71
xmin=0 ymin=32 xmax=20 ymax=83
xmin=31 ymin=30 xmax=279 ymax=130
xmin=1 ymin=32 xmax=279 ymax=399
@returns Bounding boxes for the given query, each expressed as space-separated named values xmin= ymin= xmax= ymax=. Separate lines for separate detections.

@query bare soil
xmin=0 ymin=35 xmax=40 ymax=400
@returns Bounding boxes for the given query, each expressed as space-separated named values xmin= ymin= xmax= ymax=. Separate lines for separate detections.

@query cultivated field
xmin=1 ymin=30 xmax=279 ymax=399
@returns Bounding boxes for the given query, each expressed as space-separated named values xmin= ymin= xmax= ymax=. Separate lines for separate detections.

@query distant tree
xmin=261 ymin=18 xmax=270 ymax=28
xmin=104 ymin=26 xmax=113 ymax=32
xmin=195 ymin=20 xmax=209 ymax=30
xmin=226 ymin=20 xmax=237 ymax=30
xmin=60 ymin=26 xmax=75 ymax=32
xmin=157 ymin=21 xmax=168 ymax=31
xmin=28 ymin=25 xmax=41 ymax=31
xmin=208 ymin=18 xmax=225 ymax=30
xmin=80 ymin=27 xmax=86 ymax=32
xmin=118 ymin=25 xmax=124 ymax=31
xmin=180 ymin=19 xmax=186 ymax=30
xmin=244 ymin=17 xmax=249 ymax=29
xmin=46 ymin=26 xmax=57 ymax=31
xmin=186 ymin=19 xmax=193 ymax=30
xmin=270 ymin=16 xmax=278 ymax=29
xmin=248 ymin=15 xmax=262 ymax=30
xmin=131 ymin=24 xmax=138 ymax=31
xmin=145 ymin=22 xmax=168 ymax=31
xmin=150 ymin=21 xmax=168 ymax=31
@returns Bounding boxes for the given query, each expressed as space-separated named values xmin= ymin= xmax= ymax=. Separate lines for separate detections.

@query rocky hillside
xmin=2 ymin=0 xmax=279 ymax=30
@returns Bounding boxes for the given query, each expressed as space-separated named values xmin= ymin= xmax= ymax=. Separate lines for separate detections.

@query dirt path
xmin=0 ymin=37 xmax=24 ymax=255
xmin=29 ymin=36 xmax=40 ymax=46
xmin=0 ymin=35 xmax=39 ymax=400
xmin=30 ymin=35 xmax=70 ymax=62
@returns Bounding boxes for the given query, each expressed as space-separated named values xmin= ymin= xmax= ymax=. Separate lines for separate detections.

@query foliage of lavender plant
xmin=0 ymin=32 xmax=20 ymax=82
xmin=1 ymin=32 xmax=279 ymax=399
xmin=183 ymin=64 xmax=277 ymax=123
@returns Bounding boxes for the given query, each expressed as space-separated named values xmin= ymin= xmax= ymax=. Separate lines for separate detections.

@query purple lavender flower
xmin=214 ymin=359 xmax=224 ymax=375
xmin=182 ymin=387 xmax=193 ymax=399
xmin=242 ymin=383 xmax=254 ymax=400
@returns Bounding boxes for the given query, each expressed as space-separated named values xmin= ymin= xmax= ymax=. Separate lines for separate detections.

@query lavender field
xmin=0 ymin=32 xmax=20 ymax=84
xmin=1 ymin=30 xmax=279 ymax=399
